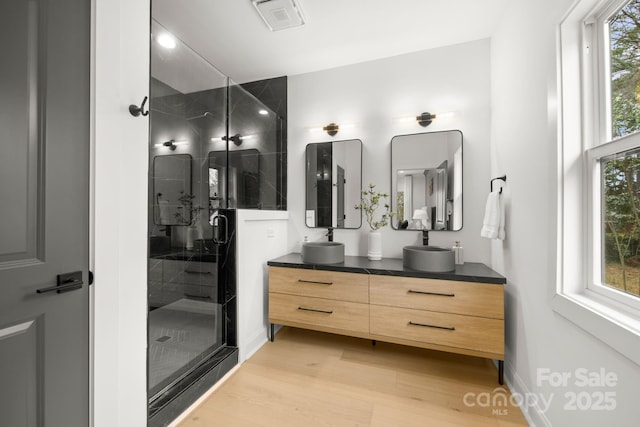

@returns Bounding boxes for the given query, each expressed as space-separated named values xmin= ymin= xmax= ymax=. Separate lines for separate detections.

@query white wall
xmin=93 ymin=0 xmax=149 ymax=426
xmin=288 ymin=39 xmax=493 ymax=261
xmin=491 ymin=1 xmax=640 ymax=426
xmin=236 ymin=210 xmax=289 ymax=362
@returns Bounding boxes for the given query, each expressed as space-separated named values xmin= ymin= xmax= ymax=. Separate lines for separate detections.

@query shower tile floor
xmin=148 ymin=299 xmax=221 ymax=393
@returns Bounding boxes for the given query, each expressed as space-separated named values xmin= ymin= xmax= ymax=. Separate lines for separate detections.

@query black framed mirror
xmin=305 ymin=139 xmax=362 ymax=229
xmin=152 ymin=154 xmax=193 ymax=225
xmin=391 ymin=130 xmax=463 ymax=231
xmin=208 ymin=149 xmax=261 ymax=212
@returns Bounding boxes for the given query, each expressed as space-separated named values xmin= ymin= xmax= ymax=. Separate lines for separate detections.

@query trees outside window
xmin=601 ymin=0 xmax=640 ymax=298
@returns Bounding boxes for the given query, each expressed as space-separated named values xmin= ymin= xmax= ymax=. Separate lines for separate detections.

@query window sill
xmin=552 ymin=291 xmax=640 ymax=365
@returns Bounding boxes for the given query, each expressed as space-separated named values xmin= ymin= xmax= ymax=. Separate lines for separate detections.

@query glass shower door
xmin=147 ymin=19 xmax=234 ymax=423
xmin=147 ymin=12 xmax=281 ymax=425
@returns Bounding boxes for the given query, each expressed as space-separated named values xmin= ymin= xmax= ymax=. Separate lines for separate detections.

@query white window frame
xmin=556 ymin=0 xmax=640 ymax=365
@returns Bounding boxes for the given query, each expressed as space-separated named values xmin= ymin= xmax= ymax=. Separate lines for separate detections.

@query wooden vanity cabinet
xmin=268 ymin=265 xmax=505 ymax=383
xmin=369 ymin=275 xmax=504 ymax=360
xmin=268 ymin=267 xmax=370 ymax=338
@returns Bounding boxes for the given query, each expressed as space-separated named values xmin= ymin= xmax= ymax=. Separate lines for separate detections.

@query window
xmin=556 ymin=0 xmax=640 ymax=363
xmin=588 ymin=0 xmax=640 ymax=309
xmin=608 ymin=1 xmax=640 ymax=140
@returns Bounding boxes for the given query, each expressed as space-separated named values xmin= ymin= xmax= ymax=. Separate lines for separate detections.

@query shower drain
xmin=156 ymin=335 xmax=171 ymax=343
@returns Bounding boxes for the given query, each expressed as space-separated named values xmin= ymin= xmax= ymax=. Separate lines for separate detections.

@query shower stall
xmin=147 ymin=19 xmax=279 ymax=425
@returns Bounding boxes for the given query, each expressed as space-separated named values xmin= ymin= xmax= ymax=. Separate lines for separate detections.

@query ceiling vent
xmin=252 ymin=0 xmax=306 ymax=31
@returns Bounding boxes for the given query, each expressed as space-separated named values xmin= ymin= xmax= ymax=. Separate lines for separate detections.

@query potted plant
xmin=175 ymin=192 xmax=204 ymax=250
xmin=355 ymin=184 xmax=395 ymax=260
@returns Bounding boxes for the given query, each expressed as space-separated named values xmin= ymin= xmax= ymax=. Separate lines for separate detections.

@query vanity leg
xmin=498 ymin=360 xmax=504 ymax=385
xmin=269 ymin=323 xmax=275 ymax=342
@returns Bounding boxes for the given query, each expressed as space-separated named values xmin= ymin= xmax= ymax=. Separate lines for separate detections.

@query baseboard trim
xmin=504 ymin=361 xmax=552 ymax=427
xmin=241 ymin=329 xmax=269 ymax=363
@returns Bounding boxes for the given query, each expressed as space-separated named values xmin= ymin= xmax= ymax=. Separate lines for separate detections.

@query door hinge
xmin=89 ymin=270 xmax=94 ymax=285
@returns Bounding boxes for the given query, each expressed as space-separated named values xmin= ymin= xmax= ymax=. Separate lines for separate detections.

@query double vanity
xmin=277 ymin=128 xmax=504 ymax=382
xmin=267 ymin=253 xmax=506 ymax=384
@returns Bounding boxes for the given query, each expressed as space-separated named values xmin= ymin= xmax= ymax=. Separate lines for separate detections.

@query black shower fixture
xmin=163 ymin=140 xmax=177 ymax=151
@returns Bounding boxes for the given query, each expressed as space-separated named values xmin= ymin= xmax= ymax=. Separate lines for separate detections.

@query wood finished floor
xmin=178 ymin=327 xmax=528 ymax=427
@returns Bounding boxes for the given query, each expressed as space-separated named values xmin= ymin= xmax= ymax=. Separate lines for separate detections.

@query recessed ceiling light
xmin=259 ymin=109 xmax=269 ymax=115
xmin=157 ymin=33 xmax=176 ymax=49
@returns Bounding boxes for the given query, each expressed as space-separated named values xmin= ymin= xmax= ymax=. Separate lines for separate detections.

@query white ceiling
xmin=152 ymin=0 xmax=511 ymax=84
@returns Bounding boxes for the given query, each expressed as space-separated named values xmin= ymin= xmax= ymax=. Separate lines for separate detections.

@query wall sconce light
xmin=323 ymin=123 xmax=339 ymax=136
xmin=416 ymin=112 xmax=436 ymax=127
xmin=163 ymin=140 xmax=177 ymax=151
xmin=154 ymin=139 xmax=187 ymax=150
xmin=213 ymin=134 xmax=255 ymax=144
xmin=395 ymin=112 xmax=453 ymax=126
xmin=222 ymin=134 xmax=243 ymax=146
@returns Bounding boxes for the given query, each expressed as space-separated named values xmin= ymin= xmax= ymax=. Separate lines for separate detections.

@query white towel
xmin=498 ymin=192 xmax=506 ymax=240
xmin=481 ymin=190 xmax=505 ymax=240
xmin=158 ymin=200 xmax=171 ymax=224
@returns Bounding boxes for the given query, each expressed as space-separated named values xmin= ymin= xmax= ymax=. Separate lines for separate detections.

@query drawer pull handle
xmin=297 ymin=306 xmax=333 ymax=314
xmin=409 ymin=321 xmax=455 ymax=331
xmin=184 ymin=270 xmax=213 ymax=275
xmin=408 ymin=289 xmax=455 ymax=297
xmin=297 ymin=279 xmax=333 ymax=285
xmin=184 ymin=294 xmax=212 ymax=300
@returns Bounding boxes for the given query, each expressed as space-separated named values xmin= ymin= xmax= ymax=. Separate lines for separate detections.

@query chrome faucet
xmin=326 ymin=227 xmax=334 ymax=242
xmin=422 ymin=230 xmax=429 ymax=246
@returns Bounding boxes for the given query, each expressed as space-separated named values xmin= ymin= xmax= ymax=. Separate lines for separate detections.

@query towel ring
xmin=491 ymin=175 xmax=506 ymax=194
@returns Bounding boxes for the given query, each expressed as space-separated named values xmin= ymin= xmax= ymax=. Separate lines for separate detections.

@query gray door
xmin=0 ymin=0 xmax=90 ymax=426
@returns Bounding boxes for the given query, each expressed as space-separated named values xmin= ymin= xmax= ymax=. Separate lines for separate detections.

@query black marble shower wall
xmin=149 ymin=76 xmax=287 ymax=232
xmin=230 ymin=76 xmax=288 ymax=210
xmin=240 ymin=76 xmax=288 ymax=210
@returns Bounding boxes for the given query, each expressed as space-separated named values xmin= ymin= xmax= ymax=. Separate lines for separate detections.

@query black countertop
xmin=267 ymin=253 xmax=506 ymax=284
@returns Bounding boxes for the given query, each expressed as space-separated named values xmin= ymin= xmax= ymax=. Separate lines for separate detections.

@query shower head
xmin=185 ymin=111 xmax=213 ymax=121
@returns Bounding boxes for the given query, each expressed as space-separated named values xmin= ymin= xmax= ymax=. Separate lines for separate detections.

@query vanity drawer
xmin=162 ymin=260 xmax=184 ymax=283
xmin=148 ymin=258 xmax=164 ymax=282
xmin=163 ymin=260 xmax=216 ymax=287
xmin=269 ymin=267 xmax=369 ymax=303
xmin=183 ymin=284 xmax=216 ymax=301
xmin=269 ymin=293 xmax=369 ymax=334
xmin=369 ymin=275 xmax=503 ymax=319
xmin=184 ymin=261 xmax=216 ymax=286
xmin=370 ymin=305 xmax=504 ymax=356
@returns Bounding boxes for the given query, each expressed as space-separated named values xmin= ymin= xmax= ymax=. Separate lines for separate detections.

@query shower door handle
xmin=212 ymin=214 xmax=228 ymax=245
